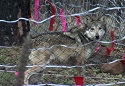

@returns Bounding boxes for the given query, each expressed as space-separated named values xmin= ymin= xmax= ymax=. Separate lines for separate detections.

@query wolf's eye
xmin=91 ymin=28 xmax=94 ymax=30
xmin=99 ymin=27 xmax=102 ymax=30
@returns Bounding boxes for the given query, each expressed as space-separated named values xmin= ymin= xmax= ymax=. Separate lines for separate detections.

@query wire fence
xmin=0 ymin=0 xmax=125 ymax=86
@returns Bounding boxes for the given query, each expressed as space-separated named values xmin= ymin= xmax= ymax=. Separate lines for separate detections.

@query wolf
xmin=24 ymin=15 xmax=106 ymax=84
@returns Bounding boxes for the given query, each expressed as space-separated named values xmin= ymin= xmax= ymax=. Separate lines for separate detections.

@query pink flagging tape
xmin=75 ymin=16 xmax=81 ymax=26
xmin=15 ymin=71 xmax=19 ymax=76
xmin=15 ymin=71 xmax=25 ymax=76
xmin=60 ymin=8 xmax=66 ymax=32
xmin=94 ymin=42 xmax=101 ymax=53
xmin=121 ymin=53 xmax=125 ymax=66
xmin=46 ymin=0 xmax=55 ymax=31
xmin=34 ymin=0 xmax=40 ymax=26
xmin=105 ymin=31 xmax=115 ymax=56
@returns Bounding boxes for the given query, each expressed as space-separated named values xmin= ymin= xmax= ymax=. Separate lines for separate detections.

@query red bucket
xmin=73 ymin=76 xmax=84 ymax=86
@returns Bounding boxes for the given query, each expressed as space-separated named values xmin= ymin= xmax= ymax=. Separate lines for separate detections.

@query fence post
xmin=16 ymin=35 xmax=31 ymax=86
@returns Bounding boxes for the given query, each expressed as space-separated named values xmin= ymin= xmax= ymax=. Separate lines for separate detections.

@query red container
xmin=73 ymin=76 xmax=84 ymax=86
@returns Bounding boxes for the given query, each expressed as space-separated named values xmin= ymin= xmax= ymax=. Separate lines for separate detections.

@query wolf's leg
xmin=29 ymin=72 xmax=42 ymax=84
xmin=24 ymin=66 xmax=42 ymax=84
xmin=76 ymin=55 xmax=85 ymax=76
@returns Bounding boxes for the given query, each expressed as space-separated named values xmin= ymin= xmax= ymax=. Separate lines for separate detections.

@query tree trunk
xmin=0 ymin=0 xmax=30 ymax=46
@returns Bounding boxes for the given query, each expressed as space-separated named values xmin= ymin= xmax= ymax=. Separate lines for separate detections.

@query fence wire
xmin=0 ymin=0 xmax=125 ymax=86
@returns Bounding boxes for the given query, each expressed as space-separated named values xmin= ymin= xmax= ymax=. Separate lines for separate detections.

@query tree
xmin=0 ymin=0 xmax=30 ymax=46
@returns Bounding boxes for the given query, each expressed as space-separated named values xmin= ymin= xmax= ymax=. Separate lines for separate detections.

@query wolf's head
xmin=82 ymin=14 xmax=106 ymax=40
xmin=64 ymin=15 xmax=106 ymax=44
xmin=84 ymin=21 xmax=106 ymax=40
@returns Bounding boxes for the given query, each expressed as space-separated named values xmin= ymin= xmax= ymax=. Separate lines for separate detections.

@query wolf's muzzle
xmin=96 ymin=35 xmax=99 ymax=39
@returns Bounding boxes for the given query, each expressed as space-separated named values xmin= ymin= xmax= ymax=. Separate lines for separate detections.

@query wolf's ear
xmin=81 ymin=16 xmax=92 ymax=28
xmin=87 ymin=16 xmax=94 ymax=22
xmin=99 ymin=16 xmax=106 ymax=21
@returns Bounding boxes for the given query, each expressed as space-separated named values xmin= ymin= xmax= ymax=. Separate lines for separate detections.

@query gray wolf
xmin=24 ymin=15 xmax=106 ymax=84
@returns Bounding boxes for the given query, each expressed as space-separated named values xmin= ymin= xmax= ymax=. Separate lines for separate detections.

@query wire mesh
xmin=0 ymin=0 xmax=125 ymax=86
